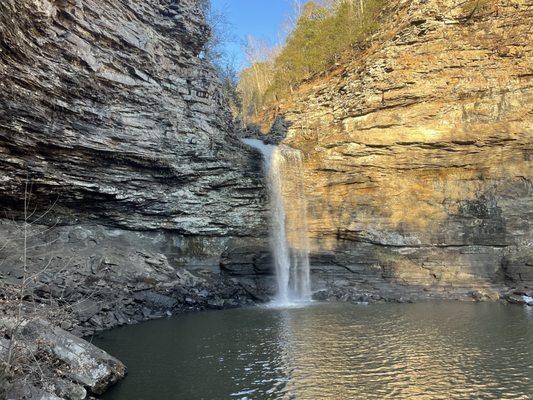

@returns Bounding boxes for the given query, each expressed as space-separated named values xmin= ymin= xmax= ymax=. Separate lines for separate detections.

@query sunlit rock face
xmin=261 ymin=0 xmax=532 ymax=293
xmin=0 ymin=0 xmax=266 ymax=236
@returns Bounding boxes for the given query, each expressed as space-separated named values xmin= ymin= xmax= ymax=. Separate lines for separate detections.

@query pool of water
xmin=93 ymin=302 xmax=533 ymax=400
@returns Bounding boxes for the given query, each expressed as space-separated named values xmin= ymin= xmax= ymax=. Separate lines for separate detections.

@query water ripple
xmin=95 ymin=302 xmax=533 ymax=400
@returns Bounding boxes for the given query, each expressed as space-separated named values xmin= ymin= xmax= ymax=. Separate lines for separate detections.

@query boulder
xmin=6 ymin=383 xmax=65 ymax=400
xmin=470 ymin=289 xmax=500 ymax=302
xmin=1 ymin=318 xmax=126 ymax=396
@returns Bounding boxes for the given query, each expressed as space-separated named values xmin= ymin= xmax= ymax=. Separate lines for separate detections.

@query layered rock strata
xmin=0 ymin=0 xmax=269 ymax=312
xmin=251 ymin=0 xmax=532 ymax=297
xmin=0 ymin=0 xmax=266 ymax=236
xmin=0 ymin=0 xmax=267 ymax=397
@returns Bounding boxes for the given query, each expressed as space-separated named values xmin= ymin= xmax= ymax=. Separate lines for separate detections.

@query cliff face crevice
xmin=259 ymin=0 xmax=532 ymax=293
xmin=0 ymin=0 xmax=266 ymax=236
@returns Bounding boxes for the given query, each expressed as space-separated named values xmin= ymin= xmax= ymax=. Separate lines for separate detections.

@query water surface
xmin=94 ymin=302 xmax=533 ymax=400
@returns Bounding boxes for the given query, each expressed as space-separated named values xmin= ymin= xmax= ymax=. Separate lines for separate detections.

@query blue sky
xmin=210 ymin=0 xmax=297 ymax=70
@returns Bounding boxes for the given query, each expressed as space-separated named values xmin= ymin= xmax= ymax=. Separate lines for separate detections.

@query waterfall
xmin=243 ymin=139 xmax=311 ymax=305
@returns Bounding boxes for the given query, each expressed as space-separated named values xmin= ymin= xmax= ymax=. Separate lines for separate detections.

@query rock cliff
xmin=0 ymin=2 xmax=268 ymax=395
xmin=0 ymin=0 xmax=270 ymax=306
xmin=257 ymin=0 xmax=532 ymax=298
xmin=0 ymin=0 xmax=266 ymax=236
xmin=0 ymin=1 xmax=531 ymax=395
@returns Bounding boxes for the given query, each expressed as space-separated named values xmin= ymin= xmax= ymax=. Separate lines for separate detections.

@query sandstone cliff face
xmin=0 ymin=0 xmax=265 ymax=236
xmin=261 ymin=0 xmax=532 ymax=294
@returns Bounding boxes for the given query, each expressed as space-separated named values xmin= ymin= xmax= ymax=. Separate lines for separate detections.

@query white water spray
xmin=243 ymin=139 xmax=311 ymax=305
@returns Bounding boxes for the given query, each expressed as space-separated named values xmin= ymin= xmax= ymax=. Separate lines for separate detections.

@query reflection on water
xmin=94 ymin=303 xmax=533 ymax=400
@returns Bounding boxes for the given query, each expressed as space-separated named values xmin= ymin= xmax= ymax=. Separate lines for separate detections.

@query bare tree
xmin=0 ymin=178 xmax=73 ymax=393
xmin=282 ymin=0 xmax=304 ymax=37
xmin=244 ymin=35 xmax=277 ymax=95
xmin=202 ymin=1 xmax=234 ymax=65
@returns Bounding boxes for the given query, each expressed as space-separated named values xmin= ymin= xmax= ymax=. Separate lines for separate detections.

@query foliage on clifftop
xmin=237 ymin=0 xmax=386 ymax=122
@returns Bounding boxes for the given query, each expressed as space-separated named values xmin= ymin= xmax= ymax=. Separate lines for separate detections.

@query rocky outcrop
xmin=256 ymin=0 xmax=532 ymax=297
xmin=0 ymin=1 xmax=269 ymax=397
xmin=1 ymin=318 xmax=125 ymax=399
xmin=0 ymin=247 xmax=259 ymax=398
xmin=0 ymin=0 xmax=271 ymax=318
xmin=0 ymin=0 xmax=266 ymax=235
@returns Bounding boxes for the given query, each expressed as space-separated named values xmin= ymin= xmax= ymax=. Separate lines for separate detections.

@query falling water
xmin=242 ymin=139 xmax=311 ymax=305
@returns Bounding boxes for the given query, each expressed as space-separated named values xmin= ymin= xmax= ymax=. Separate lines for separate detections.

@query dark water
xmin=93 ymin=302 xmax=533 ymax=400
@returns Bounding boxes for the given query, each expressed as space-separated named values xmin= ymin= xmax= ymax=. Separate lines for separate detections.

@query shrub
xmin=238 ymin=0 xmax=386 ymax=120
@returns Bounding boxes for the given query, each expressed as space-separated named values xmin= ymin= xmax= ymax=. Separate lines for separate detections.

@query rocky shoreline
xmin=313 ymin=284 xmax=533 ymax=306
xmin=1 ymin=259 xmax=531 ymax=400
xmin=0 ymin=265 xmax=263 ymax=400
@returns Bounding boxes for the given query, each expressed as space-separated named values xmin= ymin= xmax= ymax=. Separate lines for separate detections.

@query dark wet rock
xmin=51 ymin=378 xmax=87 ymax=400
xmin=72 ymin=300 xmax=102 ymax=323
xmin=310 ymin=280 xmax=495 ymax=305
xmin=239 ymin=282 xmax=271 ymax=303
xmin=207 ymin=299 xmax=225 ymax=309
xmin=239 ymin=116 xmax=288 ymax=145
xmin=133 ymin=291 xmax=178 ymax=310
xmin=6 ymin=382 xmax=64 ymax=400
xmin=220 ymin=245 xmax=273 ymax=276
xmin=469 ymin=289 xmax=500 ymax=302
xmin=506 ymin=294 xmax=527 ymax=305
xmin=312 ymin=290 xmax=329 ymax=302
